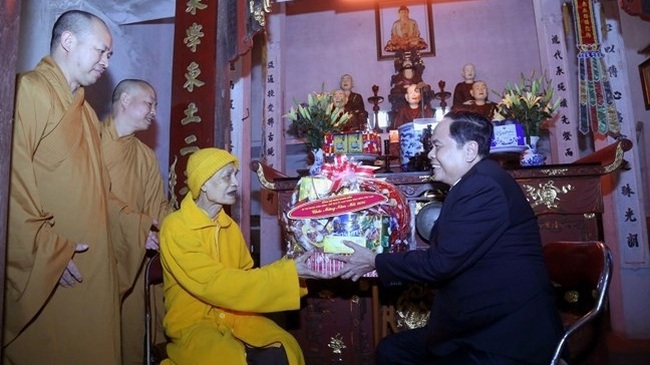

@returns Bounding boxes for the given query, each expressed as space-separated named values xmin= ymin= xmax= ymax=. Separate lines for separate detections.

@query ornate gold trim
xmin=253 ymin=162 xmax=276 ymax=190
xmin=603 ymin=142 xmax=624 ymax=173
xmin=539 ymin=168 xmax=569 ymax=176
xmin=250 ymin=0 xmax=271 ymax=27
xmin=522 ymin=180 xmax=575 ymax=209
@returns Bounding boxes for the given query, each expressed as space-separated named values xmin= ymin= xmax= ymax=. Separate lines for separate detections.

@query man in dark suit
xmin=333 ymin=112 xmax=563 ymax=364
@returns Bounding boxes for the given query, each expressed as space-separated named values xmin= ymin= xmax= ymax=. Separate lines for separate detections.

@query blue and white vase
xmin=309 ymin=148 xmax=324 ymax=175
xmin=520 ymin=136 xmax=546 ymax=166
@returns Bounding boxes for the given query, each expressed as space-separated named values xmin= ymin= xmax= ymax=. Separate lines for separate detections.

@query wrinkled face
xmin=462 ymin=64 xmax=475 ymax=81
xmin=405 ymin=84 xmax=421 ymax=104
xmin=201 ymin=163 xmax=239 ymax=206
xmin=340 ymin=75 xmax=353 ymax=91
xmin=427 ymin=118 xmax=470 ymax=185
xmin=126 ymin=85 xmax=157 ymax=133
xmin=69 ymin=20 xmax=113 ymax=88
xmin=470 ymin=81 xmax=488 ymax=101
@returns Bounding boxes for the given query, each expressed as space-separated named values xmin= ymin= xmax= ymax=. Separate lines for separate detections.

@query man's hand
xmin=331 ymin=241 xmax=377 ymax=282
xmin=145 ymin=229 xmax=159 ymax=250
xmin=294 ymin=251 xmax=334 ymax=279
xmin=59 ymin=243 xmax=88 ymax=288
xmin=145 ymin=219 xmax=160 ymax=250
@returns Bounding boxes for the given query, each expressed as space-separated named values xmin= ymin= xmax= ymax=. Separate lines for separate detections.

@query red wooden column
xmin=168 ymin=0 xmax=267 ymax=206
xmin=168 ymin=0 xmax=218 ymax=206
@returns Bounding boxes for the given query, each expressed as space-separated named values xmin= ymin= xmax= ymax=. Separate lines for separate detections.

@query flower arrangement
xmin=493 ymin=71 xmax=561 ymax=144
xmin=285 ymin=86 xmax=352 ymax=152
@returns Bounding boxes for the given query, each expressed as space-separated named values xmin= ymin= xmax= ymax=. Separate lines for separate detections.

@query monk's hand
xmin=331 ymin=241 xmax=377 ymax=282
xmin=59 ymin=243 xmax=88 ymax=288
xmin=145 ymin=229 xmax=159 ymax=250
xmin=294 ymin=251 xmax=333 ymax=280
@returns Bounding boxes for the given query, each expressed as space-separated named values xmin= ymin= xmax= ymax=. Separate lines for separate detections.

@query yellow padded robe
xmin=4 ymin=57 xmax=150 ymax=364
xmin=101 ymin=116 xmax=174 ymax=364
xmin=160 ymin=193 xmax=307 ymax=365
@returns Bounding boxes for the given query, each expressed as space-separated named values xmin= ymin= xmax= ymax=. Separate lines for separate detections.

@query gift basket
xmin=282 ymin=155 xmax=411 ymax=276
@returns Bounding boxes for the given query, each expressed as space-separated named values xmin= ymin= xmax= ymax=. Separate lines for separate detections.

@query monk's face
xmin=462 ymin=64 xmax=475 ymax=81
xmin=332 ymin=89 xmax=345 ymax=106
xmin=340 ymin=75 xmax=353 ymax=91
xmin=71 ymin=19 xmax=113 ymax=87
xmin=405 ymin=85 xmax=421 ymax=105
xmin=470 ymin=82 xmax=488 ymax=102
xmin=201 ymin=163 xmax=239 ymax=206
xmin=126 ymin=85 xmax=157 ymax=133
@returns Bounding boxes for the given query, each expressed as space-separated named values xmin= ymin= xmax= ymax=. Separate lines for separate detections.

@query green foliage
xmin=285 ymin=85 xmax=351 ymax=151
xmin=494 ymin=71 xmax=561 ymax=137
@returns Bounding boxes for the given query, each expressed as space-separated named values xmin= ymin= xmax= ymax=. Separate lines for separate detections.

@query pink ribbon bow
xmin=319 ymin=154 xmax=376 ymax=193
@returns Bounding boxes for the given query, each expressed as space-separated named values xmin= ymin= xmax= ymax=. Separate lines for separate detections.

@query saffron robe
xmin=4 ymin=57 xmax=150 ymax=364
xmin=101 ymin=116 xmax=173 ymax=364
xmin=160 ymin=194 xmax=307 ymax=365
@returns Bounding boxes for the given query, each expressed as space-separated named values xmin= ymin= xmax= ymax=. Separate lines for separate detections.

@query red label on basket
xmin=287 ymin=192 xmax=387 ymax=219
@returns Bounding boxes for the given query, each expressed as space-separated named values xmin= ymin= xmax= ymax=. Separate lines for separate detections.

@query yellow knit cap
xmin=186 ymin=148 xmax=239 ymax=199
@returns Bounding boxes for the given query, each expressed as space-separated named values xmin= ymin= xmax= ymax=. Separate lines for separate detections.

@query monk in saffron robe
xmin=159 ymin=148 xmax=330 ymax=365
xmin=101 ymin=79 xmax=174 ymax=364
xmin=4 ymin=10 xmax=154 ymax=364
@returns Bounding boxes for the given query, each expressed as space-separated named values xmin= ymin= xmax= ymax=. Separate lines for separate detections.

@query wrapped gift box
xmin=324 ymin=131 xmax=381 ymax=155
xmin=491 ymin=122 xmax=525 ymax=148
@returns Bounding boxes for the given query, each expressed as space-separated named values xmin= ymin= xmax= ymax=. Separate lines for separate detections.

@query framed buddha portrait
xmin=375 ymin=0 xmax=435 ymax=60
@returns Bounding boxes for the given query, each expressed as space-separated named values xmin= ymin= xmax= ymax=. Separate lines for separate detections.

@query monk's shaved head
xmin=112 ymin=79 xmax=153 ymax=105
xmin=50 ymin=10 xmax=108 ymax=53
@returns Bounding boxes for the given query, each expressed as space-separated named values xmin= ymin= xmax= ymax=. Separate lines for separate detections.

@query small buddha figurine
xmin=452 ymin=63 xmax=476 ymax=107
xmin=394 ymin=83 xmax=434 ymax=129
xmin=452 ymin=80 xmax=497 ymax=120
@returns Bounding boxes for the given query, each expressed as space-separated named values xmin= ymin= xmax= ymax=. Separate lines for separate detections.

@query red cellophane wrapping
xmin=282 ymin=155 xmax=410 ymax=276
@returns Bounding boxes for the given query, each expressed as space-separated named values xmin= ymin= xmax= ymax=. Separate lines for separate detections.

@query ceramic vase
xmin=308 ymin=148 xmax=325 ymax=175
xmin=520 ymin=135 xmax=546 ymax=166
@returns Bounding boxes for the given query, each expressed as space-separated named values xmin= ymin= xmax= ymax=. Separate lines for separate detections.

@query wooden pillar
xmin=167 ymin=0 xmax=219 ymax=205
xmin=168 ymin=0 xmax=267 ymax=206
xmin=0 ymin=0 xmax=22 ymax=349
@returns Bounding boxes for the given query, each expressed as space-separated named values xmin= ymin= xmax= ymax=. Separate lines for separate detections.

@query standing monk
xmin=101 ymin=79 xmax=174 ymax=364
xmin=5 ymin=10 xmax=155 ymax=364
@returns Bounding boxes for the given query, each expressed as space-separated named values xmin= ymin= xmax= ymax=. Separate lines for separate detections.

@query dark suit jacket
xmin=376 ymin=159 xmax=563 ymax=364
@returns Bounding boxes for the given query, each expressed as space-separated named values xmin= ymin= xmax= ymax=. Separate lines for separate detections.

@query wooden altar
xmin=252 ymin=138 xmax=632 ymax=364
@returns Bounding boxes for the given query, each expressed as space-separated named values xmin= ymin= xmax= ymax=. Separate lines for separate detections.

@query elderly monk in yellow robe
xmin=5 ymin=10 xmax=155 ymax=365
xmin=160 ymin=148 xmax=331 ymax=365
xmin=101 ymin=79 xmax=174 ymax=364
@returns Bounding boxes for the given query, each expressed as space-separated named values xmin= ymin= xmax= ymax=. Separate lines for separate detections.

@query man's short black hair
xmin=446 ymin=111 xmax=493 ymax=158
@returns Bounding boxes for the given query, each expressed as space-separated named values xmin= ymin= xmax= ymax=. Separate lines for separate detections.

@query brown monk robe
xmin=5 ymin=12 xmax=152 ymax=365
xmin=394 ymin=83 xmax=434 ymax=129
xmin=452 ymin=80 xmax=497 ymax=120
xmin=101 ymin=79 xmax=174 ymax=364
xmin=452 ymin=63 xmax=476 ymax=107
